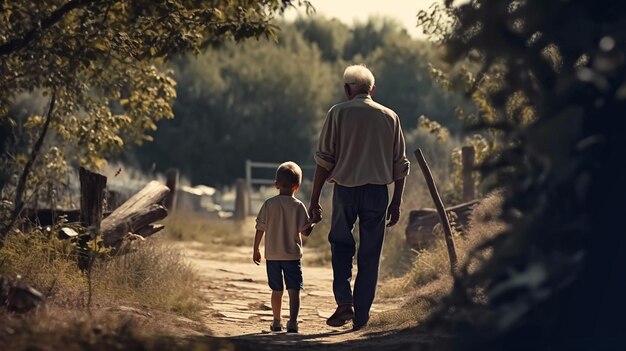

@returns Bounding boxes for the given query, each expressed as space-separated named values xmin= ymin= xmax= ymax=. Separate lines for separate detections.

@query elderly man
xmin=309 ymin=64 xmax=410 ymax=330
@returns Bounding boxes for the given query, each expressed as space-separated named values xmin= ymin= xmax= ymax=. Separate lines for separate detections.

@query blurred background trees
xmin=131 ymin=16 xmax=475 ymax=186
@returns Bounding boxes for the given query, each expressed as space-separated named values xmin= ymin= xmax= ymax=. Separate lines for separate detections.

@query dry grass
xmin=0 ymin=229 xmax=85 ymax=298
xmin=163 ymin=213 xmax=251 ymax=247
xmin=374 ymin=192 xmax=507 ymax=329
xmin=370 ymin=276 xmax=454 ymax=330
xmin=93 ymin=239 xmax=202 ymax=317
xmin=0 ymin=227 xmax=207 ymax=350
xmin=379 ymin=164 xmax=457 ymax=279
xmin=0 ymin=228 xmax=203 ymax=314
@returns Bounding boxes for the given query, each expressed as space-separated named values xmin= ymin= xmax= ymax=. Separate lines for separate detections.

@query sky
xmin=283 ymin=0 xmax=444 ymax=38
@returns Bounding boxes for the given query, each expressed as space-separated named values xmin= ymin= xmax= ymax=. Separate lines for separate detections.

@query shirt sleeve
xmin=314 ymin=107 xmax=336 ymax=171
xmin=297 ymin=203 xmax=312 ymax=233
xmin=393 ymin=115 xmax=410 ymax=180
xmin=255 ymin=202 xmax=267 ymax=231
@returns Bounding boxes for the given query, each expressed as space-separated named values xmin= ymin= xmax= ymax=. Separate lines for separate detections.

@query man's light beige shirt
xmin=255 ymin=195 xmax=310 ymax=261
xmin=315 ymin=94 xmax=410 ymax=186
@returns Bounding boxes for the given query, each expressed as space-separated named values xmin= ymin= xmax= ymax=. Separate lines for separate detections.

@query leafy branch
xmin=0 ymin=0 xmax=96 ymax=57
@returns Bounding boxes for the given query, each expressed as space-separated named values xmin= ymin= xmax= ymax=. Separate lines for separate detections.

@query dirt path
xmin=177 ymin=241 xmax=405 ymax=348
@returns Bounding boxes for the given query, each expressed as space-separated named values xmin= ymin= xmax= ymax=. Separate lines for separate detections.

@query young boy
xmin=252 ymin=161 xmax=319 ymax=333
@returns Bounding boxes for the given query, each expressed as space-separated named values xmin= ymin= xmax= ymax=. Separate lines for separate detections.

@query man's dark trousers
xmin=329 ymin=183 xmax=388 ymax=326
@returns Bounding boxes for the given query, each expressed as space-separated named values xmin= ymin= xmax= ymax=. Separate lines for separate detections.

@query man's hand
xmin=253 ymin=250 xmax=261 ymax=265
xmin=309 ymin=203 xmax=323 ymax=223
xmin=386 ymin=202 xmax=401 ymax=227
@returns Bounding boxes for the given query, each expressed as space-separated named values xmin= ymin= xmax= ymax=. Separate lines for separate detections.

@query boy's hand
xmin=253 ymin=250 xmax=261 ymax=265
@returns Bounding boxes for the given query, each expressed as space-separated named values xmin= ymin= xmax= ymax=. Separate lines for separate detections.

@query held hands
xmin=253 ymin=250 xmax=261 ymax=265
xmin=309 ymin=203 xmax=323 ymax=224
xmin=386 ymin=202 xmax=401 ymax=227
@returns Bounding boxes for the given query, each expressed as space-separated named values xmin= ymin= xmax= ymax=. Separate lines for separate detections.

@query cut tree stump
xmin=101 ymin=181 xmax=170 ymax=247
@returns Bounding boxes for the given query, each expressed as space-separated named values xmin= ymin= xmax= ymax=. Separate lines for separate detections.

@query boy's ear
xmin=275 ymin=181 xmax=279 ymax=189
xmin=293 ymin=184 xmax=300 ymax=192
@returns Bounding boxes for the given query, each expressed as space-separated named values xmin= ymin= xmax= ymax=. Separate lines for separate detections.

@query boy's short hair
xmin=275 ymin=161 xmax=302 ymax=188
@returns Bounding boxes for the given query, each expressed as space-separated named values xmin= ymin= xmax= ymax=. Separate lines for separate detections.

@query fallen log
xmin=101 ymin=181 xmax=169 ymax=247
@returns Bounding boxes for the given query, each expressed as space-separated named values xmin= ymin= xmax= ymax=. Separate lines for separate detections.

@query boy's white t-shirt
xmin=255 ymin=195 xmax=310 ymax=260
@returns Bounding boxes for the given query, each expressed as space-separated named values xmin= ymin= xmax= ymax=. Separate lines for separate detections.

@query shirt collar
xmin=354 ymin=93 xmax=371 ymax=100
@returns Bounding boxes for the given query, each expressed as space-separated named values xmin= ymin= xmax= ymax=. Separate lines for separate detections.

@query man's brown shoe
xmin=326 ymin=305 xmax=355 ymax=327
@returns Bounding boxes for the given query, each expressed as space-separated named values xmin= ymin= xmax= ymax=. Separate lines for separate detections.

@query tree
xmin=133 ymin=25 xmax=336 ymax=186
xmin=343 ymin=16 xmax=408 ymax=60
xmin=420 ymin=1 xmax=626 ymax=348
xmin=0 ymin=0 xmax=312 ymax=237
xmin=366 ymin=40 xmax=472 ymax=131
xmin=294 ymin=16 xmax=351 ymax=62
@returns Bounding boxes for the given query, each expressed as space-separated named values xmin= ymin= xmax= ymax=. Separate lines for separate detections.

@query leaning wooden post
xmin=164 ymin=168 xmax=179 ymax=213
xmin=414 ymin=149 xmax=458 ymax=274
xmin=462 ymin=146 xmax=476 ymax=202
xmin=78 ymin=167 xmax=107 ymax=270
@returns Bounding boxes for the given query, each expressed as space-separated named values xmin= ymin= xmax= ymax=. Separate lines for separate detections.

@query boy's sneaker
xmin=270 ymin=319 xmax=283 ymax=332
xmin=286 ymin=320 xmax=299 ymax=333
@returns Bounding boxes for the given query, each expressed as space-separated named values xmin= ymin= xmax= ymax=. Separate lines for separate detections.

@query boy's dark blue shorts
xmin=266 ymin=260 xmax=303 ymax=291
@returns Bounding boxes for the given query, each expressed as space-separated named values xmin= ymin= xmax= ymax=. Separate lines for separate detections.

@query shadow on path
xmin=183 ymin=325 xmax=448 ymax=351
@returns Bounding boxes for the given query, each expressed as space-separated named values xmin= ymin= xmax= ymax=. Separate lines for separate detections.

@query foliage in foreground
xmin=420 ymin=0 xmax=626 ymax=348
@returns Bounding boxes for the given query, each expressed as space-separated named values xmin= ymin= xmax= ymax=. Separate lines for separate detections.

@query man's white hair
xmin=343 ymin=64 xmax=375 ymax=93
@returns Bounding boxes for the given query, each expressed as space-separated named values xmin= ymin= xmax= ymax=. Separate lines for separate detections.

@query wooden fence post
xmin=462 ymin=146 xmax=476 ymax=202
xmin=164 ymin=168 xmax=179 ymax=213
xmin=233 ymin=178 xmax=249 ymax=221
xmin=78 ymin=167 xmax=107 ymax=270
xmin=414 ymin=148 xmax=458 ymax=274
